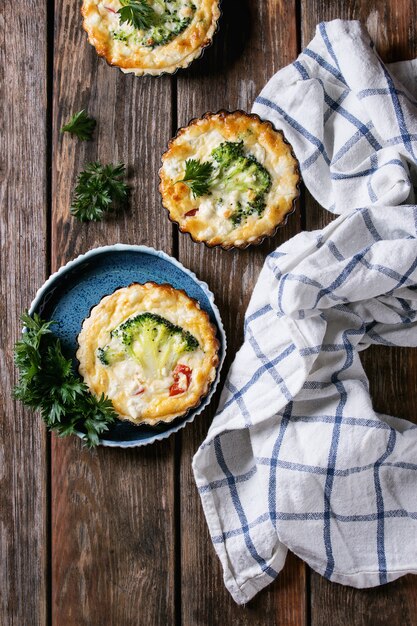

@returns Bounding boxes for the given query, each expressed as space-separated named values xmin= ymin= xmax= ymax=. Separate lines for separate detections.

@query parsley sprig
xmin=61 ymin=110 xmax=96 ymax=141
xmin=175 ymin=159 xmax=214 ymax=198
xmin=70 ymin=162 xmax=129 ymax=222
xmin=118 ymin=0 xmax=155 ymax=30
xmin=14 ymin=312 xmax=117 ymax=448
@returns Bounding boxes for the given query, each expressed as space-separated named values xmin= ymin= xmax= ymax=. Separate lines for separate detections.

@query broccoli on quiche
xmin=76 ymin=283 xmax=219 ymax=425
xmin=98 ymin=312 xmax=199 ymax=379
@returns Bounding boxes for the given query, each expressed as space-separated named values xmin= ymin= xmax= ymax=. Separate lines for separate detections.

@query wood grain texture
xmin=0 ymin=1 xmax=49 ymax=625
xmin=177 ymin=1 xmax=307 ymax=624
xmin=301 ymin=2 xmax=417 ymax=625
xmin=5 ymin=1 xmax=417 ymax=623
xmin=50 ymin=2 xmax=176 ymax=624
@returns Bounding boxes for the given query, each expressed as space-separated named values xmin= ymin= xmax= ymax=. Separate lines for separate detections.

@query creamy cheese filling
xmin=105 ymin=349 xmax=204 ymax=418
xmin=97 ymin=0 xmax=196 ymax=50
xmin=96 ymin=311 xmax=203 ymax=419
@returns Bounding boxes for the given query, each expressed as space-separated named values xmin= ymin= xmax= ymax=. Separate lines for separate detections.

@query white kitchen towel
xmin=192 ymin=20 xmax=417 ymax=604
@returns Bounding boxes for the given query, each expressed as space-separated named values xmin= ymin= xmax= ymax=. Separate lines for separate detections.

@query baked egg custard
xmin=159 ymin=111 xmax=300 ymax=248
xmin=76 ymin=283 xmax=219 ymax=425
xmin=81 ymin=0 xmax=221 ymax=76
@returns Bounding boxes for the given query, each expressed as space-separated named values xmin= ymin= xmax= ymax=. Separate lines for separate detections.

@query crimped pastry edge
xmin=159 ymin=110 xmax=301 ymax=250
xmin=81 ymin=0 xmax=222 ymax=77
xmin=76 ymin=281 xmax=220 ymax=427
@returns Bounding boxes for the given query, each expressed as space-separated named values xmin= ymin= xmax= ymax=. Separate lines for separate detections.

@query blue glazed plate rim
xmin=29 ymin=244 xmax=227 ymax=448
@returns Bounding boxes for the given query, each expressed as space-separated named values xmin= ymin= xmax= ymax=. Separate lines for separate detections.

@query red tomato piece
xmin=169 ymin=364 xmax=192 ymax=396
xmin=185 ymin=209 xmax=199 ymax=217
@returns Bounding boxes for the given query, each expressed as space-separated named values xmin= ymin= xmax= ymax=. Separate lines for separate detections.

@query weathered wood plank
xmin=0 ymin=1 xmax=49 ymax=624
xmin=301 ymin=2 xmax=417 ymax=624
xmin=51 ymin=2 xmax=175 ymax=624
xmin=177 ymin=1 xmax=307 ymax=623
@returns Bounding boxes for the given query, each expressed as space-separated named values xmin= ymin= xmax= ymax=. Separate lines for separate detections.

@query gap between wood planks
xmin=46 ymin=0 xmax=55 ymax=624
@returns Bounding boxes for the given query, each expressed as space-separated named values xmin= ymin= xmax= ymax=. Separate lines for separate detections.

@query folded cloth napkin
xmin=192 ymin=20 xmax=417 ymax=604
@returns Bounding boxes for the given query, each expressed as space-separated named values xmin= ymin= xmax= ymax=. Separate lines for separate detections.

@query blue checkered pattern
xmin=193 ymin=21 xmax=417 ymax=604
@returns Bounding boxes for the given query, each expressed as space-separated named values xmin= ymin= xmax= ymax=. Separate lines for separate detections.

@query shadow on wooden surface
xmin=311 ymin=574 xmax=417 ymax=626
xmin=182 ymin=0 xmax=251 ymax=78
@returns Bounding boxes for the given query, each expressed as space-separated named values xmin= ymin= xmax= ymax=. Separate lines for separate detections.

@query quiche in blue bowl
xmin=30 ymin=244 xmax=226 ymax=447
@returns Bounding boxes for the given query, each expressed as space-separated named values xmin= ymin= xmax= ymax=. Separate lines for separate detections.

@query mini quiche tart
xmin=76 ymin=282 xmax=219 ymax=425
xmin=81 ymin=0 xmax=221 ymax=76
xmin=159 ymin=111 xmax=300 ymax=249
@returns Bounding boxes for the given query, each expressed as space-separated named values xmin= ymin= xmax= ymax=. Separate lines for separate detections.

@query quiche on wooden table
xmin=77 ymin=283 xmax=219 ymax=425
xmin=81 ymin=0 xmax=221 ymax=76
xmin=159 ymin=111 xmax=300 ymax=249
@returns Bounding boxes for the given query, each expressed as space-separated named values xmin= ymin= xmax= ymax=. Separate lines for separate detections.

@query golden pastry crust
xmin=81 ymin=0 xmax=221 ymax=76
xmin=159 ymin=111 xmax=300 ymax=249
xmin=76 ymin=282 xmax=219 ymax=425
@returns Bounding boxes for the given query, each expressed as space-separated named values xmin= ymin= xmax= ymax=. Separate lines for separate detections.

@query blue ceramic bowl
xmin=30 ymin=244 xmax=226 ymax=447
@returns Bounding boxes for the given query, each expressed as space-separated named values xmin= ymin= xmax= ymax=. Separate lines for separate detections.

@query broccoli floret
xmin=210 ymin=141 xmax=272 ymax=226
xmin=249 ymin=195 xmax=267 ymax=216
xmin=212 ymin=141 xmax=245 ymax=168
xmin=213 ymin=143 xmax=271 ymax=195
xmin=247 ymin=155 xmax=272 ymax=191
xmin=97 ymin=346 xmax=125 ymax=366
xmin=230 ymin=197 xmax=267 ymax=227
xmin=136 ymin=2 xmax=194 ymax=48
xmin=112 ymin=30 xmax=129 ymax=43
xmin=102 ymin=313 xmax=199 ymax=379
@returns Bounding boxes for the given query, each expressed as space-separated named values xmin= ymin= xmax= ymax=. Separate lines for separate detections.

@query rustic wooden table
xmin=2 ymin=1 xmax=417 ymax=624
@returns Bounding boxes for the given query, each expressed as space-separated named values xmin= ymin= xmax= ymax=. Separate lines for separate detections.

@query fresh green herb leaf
xmin=61 ymin=110 xmax=96 ymax=141
xmin=118 ymin=0 xmax=155 ymax=30
xmin=70 ymin=162 xmax=128 ymax=222
xmin=14 ymin=312 xmax=117 ymax=448
xmin=175 ymin=159 xmax=214 ymax=198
